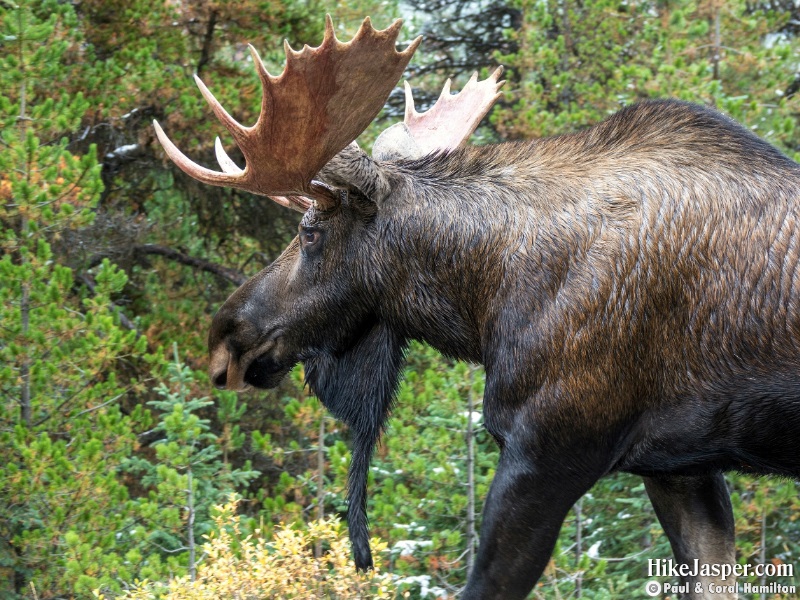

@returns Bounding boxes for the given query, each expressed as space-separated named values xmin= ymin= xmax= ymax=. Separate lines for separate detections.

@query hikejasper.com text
xmin=648 ymin=559 xmax=794 ymax=581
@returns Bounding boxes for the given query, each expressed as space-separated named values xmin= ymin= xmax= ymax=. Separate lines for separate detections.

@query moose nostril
xmin=208 ymin=345 xmax=232 ymax=390
xmin=212 ymin=370 xmax=228 ymax=389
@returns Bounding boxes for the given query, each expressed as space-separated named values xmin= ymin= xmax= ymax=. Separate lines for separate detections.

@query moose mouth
xmin=243 ymin=353 xmax=295 ymax=389
xmin=210 ymin=345 xmax=296 ymax=391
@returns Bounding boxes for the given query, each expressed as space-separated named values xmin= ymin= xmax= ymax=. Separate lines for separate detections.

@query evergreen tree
xmin=121 ymin=345 xmax=258 ymax=583
xmin=495 ymin=0 xmax=799 ymax=158
xmin=0 ymin=2 xmax=146 ymax=597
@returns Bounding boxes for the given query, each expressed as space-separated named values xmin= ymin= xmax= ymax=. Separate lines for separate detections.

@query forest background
xmin=2 ymin=0 xmax=800 ymax=598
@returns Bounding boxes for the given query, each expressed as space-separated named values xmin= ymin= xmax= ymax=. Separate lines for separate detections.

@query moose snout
xmin=208 ymin=345 xmax=248 ymax=391
xmin=209 ymin=345 xmax=231 ymax=389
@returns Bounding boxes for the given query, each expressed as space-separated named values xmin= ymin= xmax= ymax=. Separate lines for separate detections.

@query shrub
xmin=101 ymin=497 xmax=394 ymax=599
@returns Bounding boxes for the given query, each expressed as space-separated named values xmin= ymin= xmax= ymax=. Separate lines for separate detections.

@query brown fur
xmin=209 ymin=99 xmax=800 ymax=599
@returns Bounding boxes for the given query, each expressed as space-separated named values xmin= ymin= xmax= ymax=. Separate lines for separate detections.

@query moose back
xmin=154 ymin=17 xmax=800 ymax=600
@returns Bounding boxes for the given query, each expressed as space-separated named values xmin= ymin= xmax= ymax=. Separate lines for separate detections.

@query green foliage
xmin=120 ymin=345 xmax=259 ymax=585
xmin=368 ymin=348 xmax=488 ymax=585
xmin=2 ymin=0 xmax=800 ymax=598
xmin=729 ymin=475 xmax=800 ymax=591
xmin=495 ymin=0 xmax=800 ymax=160
xmin=0 ymin=3 xmax=146 ymax=597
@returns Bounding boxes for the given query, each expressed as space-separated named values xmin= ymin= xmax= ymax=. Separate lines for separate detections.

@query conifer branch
xmin=131 ymin=244 xmax=247 ymax=286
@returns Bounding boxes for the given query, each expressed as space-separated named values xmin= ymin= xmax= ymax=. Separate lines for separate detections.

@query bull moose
xmin=153 ymin=16 xmax=800 ymax=600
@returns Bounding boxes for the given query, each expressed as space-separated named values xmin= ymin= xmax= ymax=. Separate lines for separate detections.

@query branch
xmin=73 ymin=391 xmax=128 ymax=418
xmin=133 ymin=244 xmax=247 ymax=286
xmin=77 ymin=273 xmax=140 ymax=335
xmin=196 ymin=9 xmax=218 ymax=77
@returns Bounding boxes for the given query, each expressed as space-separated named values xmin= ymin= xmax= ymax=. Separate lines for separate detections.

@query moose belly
xmin=618 ymin=368 xmax=800 ymax=478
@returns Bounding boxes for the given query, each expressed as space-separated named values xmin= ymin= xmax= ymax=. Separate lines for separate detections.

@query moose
xmin=154 ymin=16 xmax=800 ymax=599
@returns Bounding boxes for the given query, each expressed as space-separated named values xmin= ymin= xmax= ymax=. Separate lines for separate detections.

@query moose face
xmin=208 ymin=197 xmax=381 ymax=391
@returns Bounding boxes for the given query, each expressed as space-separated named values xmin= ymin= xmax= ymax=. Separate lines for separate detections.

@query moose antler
xmin=371 ymin=67 xmax=505 ymax=162
xmin=403 ymin=67 xmax=505 ymax=155
xmin=153 ymin=16 xmax=421 ymax=209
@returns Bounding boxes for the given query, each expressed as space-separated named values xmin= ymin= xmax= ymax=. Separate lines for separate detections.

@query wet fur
xmin=211 ymin=99 xmax=800 ymax=598
xmin=379 ymin=100 xmax=800 ymax=469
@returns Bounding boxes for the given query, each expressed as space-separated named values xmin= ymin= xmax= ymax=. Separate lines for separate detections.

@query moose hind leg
xmin=644 ymin=472 xmax=736 ymax=600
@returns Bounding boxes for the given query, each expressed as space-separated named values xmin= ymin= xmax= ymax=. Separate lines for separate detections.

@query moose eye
xmin=301 ymin=229 xmax=321 ymax=249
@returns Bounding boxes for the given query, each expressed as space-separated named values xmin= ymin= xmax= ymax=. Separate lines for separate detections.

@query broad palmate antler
xmin=403 ymin=67 xmax=505 ymax=155
xmin=370 ymin=67 xmax=505 ymax=162
xmin=153 ymin=16 xmax=420 ymax=210
xmin=155 ymin=16 xmax=505 ymax=210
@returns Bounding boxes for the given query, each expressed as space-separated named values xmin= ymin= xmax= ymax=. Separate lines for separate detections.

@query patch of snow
xmin=394 ymin=574 xmax=448 ymax=599
xmin=587 ymin=541 xmax=602 ymax=559
xmin=765 ymin=33 xmax=789 ymax=49
xmin=461 ymin=410 xmax=482 ymax=424
xmin=392 ymin=539 xmax=433 ymax=557
xmin=105 ymin=144 xmax=141 ymax=160
xmin=392 ymin=522 xmax=427 ymax=534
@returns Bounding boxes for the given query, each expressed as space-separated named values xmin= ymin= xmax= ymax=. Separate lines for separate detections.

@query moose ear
xmin=317 ymin=142 xmax=393 ymax=204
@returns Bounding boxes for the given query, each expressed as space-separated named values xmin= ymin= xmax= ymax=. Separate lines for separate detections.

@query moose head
xmin=154 ymin=16 xmax=502 ymax=392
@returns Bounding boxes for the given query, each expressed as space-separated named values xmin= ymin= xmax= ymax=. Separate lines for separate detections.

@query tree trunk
xmin=759 ymin=504 xmax=767 ymax=600
xmin=187 ymin=467 xmax=196 ymax=582
xmin=575 ymin=498 xmax=583 ymax=597
xmin=18 ymin=22 xmax=31 ymax=428
xmin=315 ymin=413 xmax=325 ymax=559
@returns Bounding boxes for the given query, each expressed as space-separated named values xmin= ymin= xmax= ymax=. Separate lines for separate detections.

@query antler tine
xmin=324 ymin=13 xmax=336 ymax=39
xmin=194 ymin=75 xmax=248 ymax=145
xmin=247 ymin=44 xmax=270 ymax=81
xmin=215 ymin=138 xmax=244 ymax=175
xmin=153 ymin=16 xmax=421 ymax=209
xmin=403 ymin=66 xmax=505 ymax=156
xmin=269 ymin=195 xmax=313 ymax=213
xmin=153 ymin=120 xmax=242 ymax=187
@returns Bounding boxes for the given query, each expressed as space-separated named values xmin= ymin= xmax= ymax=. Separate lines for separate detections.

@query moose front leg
xmin=644 ymin=473 xmax=736 ymax=600
xmin=461 ymin=440 xmax=609 ymax=600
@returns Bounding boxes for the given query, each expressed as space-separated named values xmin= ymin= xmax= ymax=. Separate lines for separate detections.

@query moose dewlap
xmin=154 ymin=16 xmax=800 ymax=600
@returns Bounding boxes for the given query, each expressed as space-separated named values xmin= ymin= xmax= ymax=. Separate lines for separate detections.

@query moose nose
xmin=209 ymin=345 xmax=232 ymax=390
xmin=208 ymin=344 xmax=249 ymax=391
xmin=212 ymin=369 xmax=227 ymax=389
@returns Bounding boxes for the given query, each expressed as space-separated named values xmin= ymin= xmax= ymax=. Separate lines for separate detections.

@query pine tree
xmin=122 ymin=345 xmax=259 ymax=582
xmin=494 ymin=0 xmax=799 ymax=159
xmin=0 ymin=2 xmax=146 ymax=597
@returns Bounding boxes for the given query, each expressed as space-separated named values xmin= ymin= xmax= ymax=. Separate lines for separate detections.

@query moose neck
xmin=372 ymin=142 xmax=606 ymax=364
